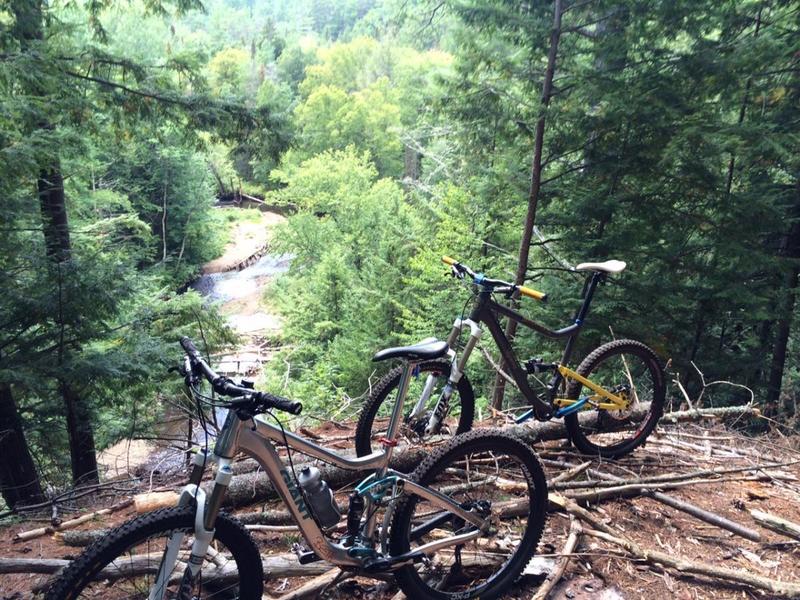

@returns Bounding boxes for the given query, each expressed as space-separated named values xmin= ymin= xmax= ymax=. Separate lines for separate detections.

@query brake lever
xmin=450 ymin=265 xmax=465 ymax=279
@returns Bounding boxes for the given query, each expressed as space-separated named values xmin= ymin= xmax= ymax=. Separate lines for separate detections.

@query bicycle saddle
xmin=372 ymin=338 xmax=449 ymax=362
xmin=575 ymin=259 xmax=627 ymax=274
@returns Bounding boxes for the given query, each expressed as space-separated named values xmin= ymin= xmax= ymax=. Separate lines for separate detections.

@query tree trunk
xmin=15 ymin=0 xmax=100 ymax=486
xmin=492 ymin=0 xmax=564 ymax=409
xmin=403 ymin=144 xmax=421 ymax=182
xmin=38 ymin=169 xmax=71 ymax=261
xmin=0 ymin=383 xmax=45 ymax=508
xmin=765 ymin=216 xmax=800 ymax=417
xmin=724 ymin=3 xmax=764 ymax=201
xmin=38 ymin=166 xmax=101 ymax=485
xmin=61 ymin=380 xmax=99 ymax=484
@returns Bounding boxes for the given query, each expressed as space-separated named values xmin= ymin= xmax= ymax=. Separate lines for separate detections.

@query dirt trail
xmin=98 ymin=209 xmax=288 ymax=478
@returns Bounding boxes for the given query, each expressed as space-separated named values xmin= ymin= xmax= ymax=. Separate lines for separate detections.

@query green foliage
xmin=263 ymin=148 xmax=421 ymax=404
xmin=2 ymin=0 xmax=800 ymax=494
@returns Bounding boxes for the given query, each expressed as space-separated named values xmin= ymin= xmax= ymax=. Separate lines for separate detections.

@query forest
xmin=0 ymin=0 xmax=799 ymax=562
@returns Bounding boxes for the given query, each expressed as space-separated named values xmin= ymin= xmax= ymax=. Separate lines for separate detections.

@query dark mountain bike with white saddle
xmin=46 ymin=336 xmax=548 ymax=600
xmin=355 ymin=257 xmax=666 ymax=459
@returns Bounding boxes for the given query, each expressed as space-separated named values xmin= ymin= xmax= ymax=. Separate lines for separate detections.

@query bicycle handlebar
xmin=441 ymin=256 xmax=548 ymax=302
xmin=179 ymin=336 xmax=303 ymax=416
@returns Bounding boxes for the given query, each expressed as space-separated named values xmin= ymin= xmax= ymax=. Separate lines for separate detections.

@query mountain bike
xmin=355 ymin=257 xmax=666 ymax=459
xmin=46 ymin=336 xmax=548 ymax=600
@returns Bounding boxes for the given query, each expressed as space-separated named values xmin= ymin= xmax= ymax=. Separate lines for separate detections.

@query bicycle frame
xmin=153 ymin=360 xmax=488 ymax=597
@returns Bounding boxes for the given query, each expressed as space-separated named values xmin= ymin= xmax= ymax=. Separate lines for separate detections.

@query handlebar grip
xmin=265 ymin=393 xmax=303 ymax=415
xmin=519 ymin=285 xmax=548 ymax=302
xmin=180 ymin=336 xmax=199 ymax=356
xmin=442 ymin=256 xmax=457 ymax=266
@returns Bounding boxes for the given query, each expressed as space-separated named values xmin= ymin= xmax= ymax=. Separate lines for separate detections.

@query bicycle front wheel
xmin=44 ymin=506 xmax=264 ymax=600
xmin=389 ymin=429 xmax=548 ymax=600
xmin=355 ymin=359 xmax=474 ymax=457
xmin=564 ymin=339 xmax=666 ymax=458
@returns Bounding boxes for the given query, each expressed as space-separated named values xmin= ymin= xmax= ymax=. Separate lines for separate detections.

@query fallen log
xmin=218 ymin=404 xmax=758 ymax=508
xmin=550 ymin=495 xmax=800 ymax=598
xmin=2 ymin=553 xmax=332 ymax=579
xmin=750 ymin=509 xmax=800 ymax=542
xmin=59 ymin=507 xmax=301 ymax=547
xmin=219 ymin=447 xmax=429 ymax=508
xmin=507 ymin=403 xmax=758 ymax=446
xmin=13 ymin=499 xmax=133 ymax=543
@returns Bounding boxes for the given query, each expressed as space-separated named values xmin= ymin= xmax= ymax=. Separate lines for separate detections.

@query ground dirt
xmin=2 ymin=419 xmax=799 ymax=600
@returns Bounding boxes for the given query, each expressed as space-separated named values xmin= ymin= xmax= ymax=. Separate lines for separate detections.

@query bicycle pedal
xmin=292 ymin=542 xmax=321 ymax=564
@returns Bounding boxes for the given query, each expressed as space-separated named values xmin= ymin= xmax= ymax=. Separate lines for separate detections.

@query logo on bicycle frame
xmin=280 ymin=469 xmax=313 ymax=520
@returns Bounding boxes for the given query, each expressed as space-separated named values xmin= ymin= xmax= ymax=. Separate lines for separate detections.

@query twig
xmin=531 ymin=516 xmax=582 ymax=600
xmin=550 ymin=495 xmax=800 ymax=597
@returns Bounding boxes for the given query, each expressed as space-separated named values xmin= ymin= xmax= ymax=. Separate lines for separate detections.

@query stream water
xmin=190 ymin=253 xmax=294 ymax=302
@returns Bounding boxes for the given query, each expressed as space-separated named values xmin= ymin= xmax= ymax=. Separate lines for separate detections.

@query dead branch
xmin=550 ymin=495 xmax=800 ymax=597
xmin=274 ymin=568 xmax=344 ymax=600
xmin=750 ymin=509 xmax=800 ymax=542
xmin=13 ymin=499 xmax=133 ymax=543
xmin=550 ymin=461 xmax=591 ymax=484
xmin=552 ymin=460 xmax=799 ymax=492
xmin=649 ymin=492 xmax=761 ymax=542
xmin=531 ymin=516 xmax=582 ymax=600
xmin=563 ymin=475 xmax=778 ymax=504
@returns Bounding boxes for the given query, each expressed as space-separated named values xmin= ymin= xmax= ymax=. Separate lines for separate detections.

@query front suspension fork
xmin=422 ymin=318 xmax=482 ymax=435
xmin=149 ymin=451 xmax=233 ymax=599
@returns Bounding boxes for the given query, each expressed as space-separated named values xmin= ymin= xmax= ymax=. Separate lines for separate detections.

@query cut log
xmin=56 ymin=529 xmax=110 ymax=547
xmin=135 ymin=491 xmax=179 ymax=513
xmin=750 ymin=509 xmax=800 ymax=542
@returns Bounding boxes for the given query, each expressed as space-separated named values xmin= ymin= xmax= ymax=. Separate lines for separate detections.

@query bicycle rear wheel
xmin=44 ymin=506 xmax=263 ymax=600
xmin=563 ymin=339 xmax=665 ymax=458
xmin=389 ymin=429 xmax=547 ymax=600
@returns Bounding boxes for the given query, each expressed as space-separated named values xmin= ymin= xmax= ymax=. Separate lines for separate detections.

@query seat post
xmin=379 ymin=360 xmax=414 ymax=469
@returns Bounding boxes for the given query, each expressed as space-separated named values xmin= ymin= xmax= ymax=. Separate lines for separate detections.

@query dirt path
xmin=98 ymin=209 xmax=288 ymax=478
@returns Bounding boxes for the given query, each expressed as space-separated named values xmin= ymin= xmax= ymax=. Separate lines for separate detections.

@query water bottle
xmin=297 ymin=466 xmax=341 ymax=528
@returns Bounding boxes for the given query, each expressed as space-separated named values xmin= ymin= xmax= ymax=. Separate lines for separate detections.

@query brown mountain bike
xmin=356 ymin=257 xmax=666 ymax=459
